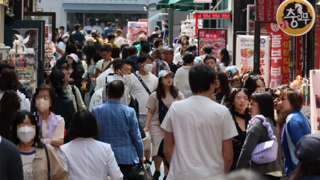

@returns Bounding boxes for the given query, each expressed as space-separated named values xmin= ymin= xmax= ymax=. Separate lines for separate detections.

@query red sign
xmin=257 ymin=0 xmax=281 ymax=22
xmin=138 ymin=19 xmax=149 ymax=35
xmin=45 ymin=25 xmax=48 ymax=38
xmin=193 ymin=13 xmax=230 ymax=19
xmin=198 ymin=29 xmax=226 ymax=58
xmin=266 ymin=23 xmax=290 ymax=88
xmin=315 ymin=17 xmax=320 ymax=69
xmin=296 ymin=36 xmax=303 ymax=76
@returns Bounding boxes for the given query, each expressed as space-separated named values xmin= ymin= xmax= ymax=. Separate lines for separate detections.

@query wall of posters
xmin=198 ymin=29 xmax=226 ymax=58
xmin=127 ymin=21 xmax=148 ymax=45
xmin=235 ymin=35 xmax=270 ymax=87
xmin=310 ymin=70 xmax=320 ymax=134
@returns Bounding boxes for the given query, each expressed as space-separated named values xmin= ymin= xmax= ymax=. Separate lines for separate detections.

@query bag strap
xmin=44 ymin=145 xmax=51 ymax=180
xmin=285 ymin=114 xmax=300 ymax=165
xmin=71 ymin=85 xmax=78 ymax=110
xmin=134 ymin=72 xmax=151 ymax=95
xmin=247 ymin=115 xmax=277 ymax=141
xmin=102 ymin=60 xmax=112 ymax=72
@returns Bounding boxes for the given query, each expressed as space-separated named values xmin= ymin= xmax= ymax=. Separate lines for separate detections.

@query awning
xmin=63 ymin=3 xmax=148 ymax=13
xmin=149 ymin=0 xmax=204 ymax=11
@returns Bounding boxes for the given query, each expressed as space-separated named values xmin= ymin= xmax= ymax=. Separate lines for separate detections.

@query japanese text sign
xmin=257 ymin=0 xmax=281 ymax=22
xmin=276 ymin=0 xmax=315 ymax=36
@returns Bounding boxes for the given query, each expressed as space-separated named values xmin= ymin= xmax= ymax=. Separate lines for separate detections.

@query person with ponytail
xmin=49 ymin=69 xmax=76 ymax=143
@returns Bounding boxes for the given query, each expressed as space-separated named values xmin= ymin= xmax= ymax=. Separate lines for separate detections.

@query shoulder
xmin=150 ymin=91 xmax=157 ymax=98
xmin=177 ymin=91 xmax=184 ymax=100
xmin=1 ymin=137 xmax=19 ymax=153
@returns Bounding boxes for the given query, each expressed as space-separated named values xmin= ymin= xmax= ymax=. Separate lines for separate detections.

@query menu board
xmin=198 ymin=29 xmax=226 ymax=58
xmin=127 ymin=21 xmax=148 ymax=45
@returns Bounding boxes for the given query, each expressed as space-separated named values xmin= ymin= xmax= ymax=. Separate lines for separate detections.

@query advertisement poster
xmin=235 ymin=35 xmax=270 ymax=87
xmin=198 ymin=29 xmax=226 ymax=58
xmin=266 ymin=23 xmax=290 ymax=88
xmin=127 ymin=22 xmax=148 ymax=45
xmin=257 ymin=0 xmax=280 ymax=22
xmin=138 ymin=19 xmax=149 ymax=35
xmin=315 ymin=16 xmax=320 ymax=69
xmin=310 ymin=70 xmax=320 ymax=134
xmin=296 ymin=36 xmax=303 ymax=76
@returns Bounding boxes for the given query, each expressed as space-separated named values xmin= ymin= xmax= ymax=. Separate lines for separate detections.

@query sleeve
xmin=75 ymin=86 xmax=86 ymax=110
xmin=236 ymin=121 xmax=261 ymax=169
xmin=174 ymin=69 xmax=179 ymax=87
xmin=58 ymin=147 xmax=68 ymax=171
xmin=287 ymin=117 xmax=304 ymax=145
xmin=222 ymin=111 xmax=238 ymax=140
xmin=47 ymin=145 xmax=68 ymax=180
xmin=8 ymin=143 xmax=24 ymax=180
xmin=160 ymin=105 xmax=173 ymax=132
xmin=145 ymin=93 xmax=157 ymax=110
xmin=95 ymin=60 xmax=102 ymax=71
xmin=106 ymin=145 xmax=124 ymax=180
xmin=173 ymin=54 xmax=179 ymax=65
xmin=21 ymin=96 xmax=31 ymax=112
xmin=53 ymin=118 xmax=65 ymax=139
xmin=95 ymin=75 xmax=103 ymax=91
xmin=129 ymin=109 xmax=145 ymax=158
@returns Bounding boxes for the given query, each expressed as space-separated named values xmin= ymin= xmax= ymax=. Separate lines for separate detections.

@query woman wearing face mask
xmin=237 ymin=92 xmax=282 ymax=180
xmin=33 ymin=85 xmax=65 ymax=149
xmin=144 ymin=70 xmax=184 ymax=180
xmin=244 ymin=75 xmax=266 ymax=98
xmin=228 ymin=88 xmax=250 ymax=171
xmin=214 ymin=72 xmax=230 ymax=106
xmin=66 ymin=53 xmax=84 ymax=89
xmin=278 ymin=88 xmax=311 ymax=177
xmin=12 ymin=111 xmax=68 ymax=180
xmin=56 ymin=33 xmax=69 ymax=60
xmin=174 ymin=52 xmax=194 ymax=98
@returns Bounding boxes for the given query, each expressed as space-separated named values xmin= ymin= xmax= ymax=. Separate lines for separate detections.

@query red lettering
xmin=212 ymin=14 xmax=220 ymax=18
xmin=221 ymin=14 xmax=230 ymax=18
xmin=193 ymin=14 xmax=202 ymax=18
xmin=203 ymin=14 xmax=211 ymax=18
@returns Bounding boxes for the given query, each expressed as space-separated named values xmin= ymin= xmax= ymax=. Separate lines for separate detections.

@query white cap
xmin=86 ymin=37 xmax=96 ymax=42
xmin=61 ymin=33 xmax=70 ymax=39
xmin=158 ymin=70 xmax=173 ymax=78
xmin=66 ymin=53 xmax=79 ymax=63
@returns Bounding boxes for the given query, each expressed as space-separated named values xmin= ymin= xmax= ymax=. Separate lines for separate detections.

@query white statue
xmin=10 ymin=34 xmax=30 ymax=54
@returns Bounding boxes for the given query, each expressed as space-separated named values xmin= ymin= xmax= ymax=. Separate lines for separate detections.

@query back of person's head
xmin=220 ymin=48 xmax=230 ymax=66
xmin=86 ymin=29 xmax=92 ymax=34
xmin=121 ymin=44 xmax=129 ymax=51
xmin=164 ymin=24 xmax=169 ymax=29
xmin=128 ymin=46 xmax=138 ymax=55
xmin=115 ymin=29 xmax=122 ymax=37
xmin=251 ymin=91 xmax=276 ymax=125
xmin=244 ymin=75 xmax=261 ymax=97
xmin=182 ymin=52 xmax=194 ymax=64
xmin=93 ymin=53 xmax=102 ymax=64
xmin=279 ymin=88 xmax=303 ymax=110
xmin=141 ymin=42 xmax=151 ymax=54
xmin=108 ymin=80 xmax=124 ymax=99
xmin=137 ymin=54 xmax=152 ymax=64
xmin=121 ymin=47 xmax=130 ymax=59
xmin=0 ymin=68 xmax=21 ymax=91
xmin=59 ymin=26 xmax=65 ymax=30
xmin=152 ymin=49 xmax=162 ymax=60
xmin=186 ymin=45 xmax=196 ymax=52
xmin=114 ymin=59 xmax=132 ymax=72
xmin=107 ymin=34 xmax=115 ymax=41
xmin=204 ymin=54 xmax=217 ymax=63
xmin=189 ymin=65 xmax=216 ymax=94
xmin=107 ymin=22 xmax=112 ymax=27
xmin=100 ymin=43 xmax=113 ymax=53
xmin=49 ymin=69 xmax=65 ymax=95
xmin=75 ymin=42 xmax=83 ymax=50
xmin=66 ymin=44 xmax=77 ymax=55
xmin=154 ymin=39 xmax=163 ymax=48
xmin=74 ymin=24 xmax=81 ymax=31
xmin=68 ymin=109 xmax=100 ymax=139
xmin=111 ymin=47 xmax=120 ymax=59
xmin=0 ymin=60 xmax=15 ymax=74
xmin=217 ymin=71 xmax=230 ymax=98
xmin=203 ymin=45 xmax=212 ymax=54
xmin=154 ymin=26 xmax=159 ymax=31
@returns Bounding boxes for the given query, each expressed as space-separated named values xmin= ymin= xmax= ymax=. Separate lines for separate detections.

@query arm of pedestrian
xmin=143 ymin=108 xmax=154 ymax=132
xmin=222 ymin=138 xmax=233 ymax=173
xmin=163 ymin=131 xmax=175 ymax=164
xmin=130 ymin=109 xmax=145 ymax=159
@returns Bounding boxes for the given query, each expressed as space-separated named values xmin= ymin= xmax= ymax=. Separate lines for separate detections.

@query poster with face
xmin=310 ymin=70 xmax=320 ymax=133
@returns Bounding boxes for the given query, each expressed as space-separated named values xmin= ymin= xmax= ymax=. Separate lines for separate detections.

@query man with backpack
xmin=151 ymin=49 xmax=170 ymax=77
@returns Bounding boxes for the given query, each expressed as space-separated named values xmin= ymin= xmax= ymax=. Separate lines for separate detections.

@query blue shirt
xmin=93 ymin=99 xmax=144 ymax=165
xmin=104 ymin=27 xmax=114 ymax=39
xmin=128 ymin=55 xmax=139 ymax=71
xmin=281 ymin=109 xmax=311 ymax=177
xmin=71 ymin=31 xmax=85 ymax=46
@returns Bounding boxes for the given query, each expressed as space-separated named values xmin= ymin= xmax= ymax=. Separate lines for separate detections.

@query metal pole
xmin=169 ymin=4 xmax=174 ymax=47
xmin=253 ymin=0 xmax=260 ymax=74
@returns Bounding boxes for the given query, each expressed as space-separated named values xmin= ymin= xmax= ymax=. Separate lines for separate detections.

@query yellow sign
xmin=276 ymin=0 xmax=315 ymax=36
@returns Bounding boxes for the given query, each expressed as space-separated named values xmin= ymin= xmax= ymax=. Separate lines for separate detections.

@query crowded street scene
xmin=1 ymin=0 xmax=320 ymax=180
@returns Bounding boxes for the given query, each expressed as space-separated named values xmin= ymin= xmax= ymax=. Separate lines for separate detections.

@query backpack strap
xmin=134 ymin=72 xmax=151 ymax=95
xmin=247 ymin=115 xmax=277 ymax=141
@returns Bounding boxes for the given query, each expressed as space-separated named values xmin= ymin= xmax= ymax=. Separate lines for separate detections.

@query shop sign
xmin=315 ymin=16 xmax=320 ymax=69
xmin=138 ymin=19 xmax=149 ymax=35
xmin=310 ymin=70 xmax=320 ymax=134
xmin=193 ymin=13 xmax=230 ymax=19
xmin=257 ymin=0 xmax=281 ymax=23
xmin=45 ymin=25 xmax=49 ymax=38
xmin=296 ymin=36 xmax=303 ymax=76
xmin=235 ymin=35 xmax=270 ymax=87
xmin=127 ymin=22 xmax=148 ymax=45
xmin=198 ymin=29 xmax=226 ymax=58
xmin=266 ymin=23 xmax=290 ymax=88
xmin=276 ymin=0 xmax=315 ymax=36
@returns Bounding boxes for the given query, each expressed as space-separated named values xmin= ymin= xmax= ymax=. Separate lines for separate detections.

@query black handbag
xmin=129 ymin=95 xmax=140 ymax=120
xmin=128 ymin=162 xmax=152 ymax=180
xmin=159 ymin=99 xmax=169 ymax=124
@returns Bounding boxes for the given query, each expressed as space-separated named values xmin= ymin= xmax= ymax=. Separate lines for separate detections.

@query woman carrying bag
xmin=236 ymin=92 xmax=282 ymax=180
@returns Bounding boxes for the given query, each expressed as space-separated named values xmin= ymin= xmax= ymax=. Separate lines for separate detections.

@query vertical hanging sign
xmin=257 ymin=0 xmax=281 ymax=22
xmin=296 ymin=36 xmax=303 ymax=76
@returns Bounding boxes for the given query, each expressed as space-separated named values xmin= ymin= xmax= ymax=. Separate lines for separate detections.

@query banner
xmin=138 ymin=19 xmax=149 ymax=35
xmin=235 ymin=35 xmax=270 ymax=86
xmin=310 ymin=70 xmax=320 ymax=134
xmin=257 ymin=0 xmax=281 ymax=23
xmin=127 ymin=22 xmax=148 ymax=45
xmin=296 ymin=36 xmax=303 ymax=76
xmin=315 ymin=17 xmax=320 ymax=69
xmin=198 ymin=29 xmax=226 ymax=58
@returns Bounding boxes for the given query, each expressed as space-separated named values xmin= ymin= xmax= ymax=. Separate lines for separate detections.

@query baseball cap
xmin=225 ymin=66 xmax=241 ymax=81
xmin=295 ymin=133 xmax=320 ymax=163
xmin=66 ymin=53 xmax=79 ymax=63
xmin=61 ymin=33 xmax=70 ymax=39
xmin=158 ymin=70 xmax=173 ymax=78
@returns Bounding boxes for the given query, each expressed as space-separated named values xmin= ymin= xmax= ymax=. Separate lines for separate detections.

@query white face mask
xmin=36 ymin=98 xmax=50 ymax=112
xmin=17 ymin=126 xmax=36 ymax=144
xmin=119 ymin=70 xmax=131 ymax=85
xmin=64 ymin=38 xmax=68 ymax=43
xmin=143 ymin=64 xmax=153 ymax=73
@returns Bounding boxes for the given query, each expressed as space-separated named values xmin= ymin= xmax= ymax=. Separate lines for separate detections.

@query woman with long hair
xmin=0 ymin=91 xmax=20 ymax=140
xmin=218 ymin=48 xmax=231 ymax=71
xmin=84 ymin=44 xmax=97 ymax=67
xmin=173 ymin=41 xmax=188 ymax=65
xmin=215 ymin=72 xmax=230 ymax=106
xmin=144 ymin=70 xmax=184 ymax=180
xmin=115 ymin=29 xmax=124 ymax=48
xmin=228 ymin=88 xmax=250 ymax=171
xmin=237 ymin=92 xmax=282 ymax=180
xmin=243 ymin=75 xmax=265 ymax=98
xmin=12 ymin=111 xmax=68 ymax=180
xmin=66 ymin=53 xmax=84 ymax=89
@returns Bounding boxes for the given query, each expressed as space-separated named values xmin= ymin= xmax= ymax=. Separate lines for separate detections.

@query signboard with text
xmin=315 ymin=16 xmax=320 ymax=69
xmin=257 ymin=0 xmax=281 ymax=22
xmin=198 ymin=29 xmax=227 ymax=58
xmin=296 ymin=36 xmax=303 ymax=76
xmin=236 ymin=35 xmax=270 ymax=87
xmin=193 ymin=12 xmax=231 ymax=19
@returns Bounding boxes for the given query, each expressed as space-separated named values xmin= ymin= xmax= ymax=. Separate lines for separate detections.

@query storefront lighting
xmin=36 ymin=8 xmax=43 ymax=12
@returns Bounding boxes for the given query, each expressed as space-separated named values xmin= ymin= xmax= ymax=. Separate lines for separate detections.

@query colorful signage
xmin=257 ymin=0 xmax=281 ymax=23
xmin=296 ymin=36 xmax=303 ymax=76
xmin=310 ymin=70 xmax=320 ymax=134
xmin=276 ymin=0 xmax=315 ymax=36
xmin=315 ymin=16 xmax=320 ymax=69
xmin=127 ymin=21 xmax=148 ymax=45
xmin=138 ymin=19 xmax=149 ymax=35
xmin=193 ymin=13 xmax=231 ymax=19
xmin=235 ymin=35 xmax=270 ymax=87
xmin=198 ymin=29 xmax=226 ymax=58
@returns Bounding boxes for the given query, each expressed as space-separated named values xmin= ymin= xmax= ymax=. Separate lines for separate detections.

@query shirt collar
xmin=106 ymin=99 xmax=121 ymax=104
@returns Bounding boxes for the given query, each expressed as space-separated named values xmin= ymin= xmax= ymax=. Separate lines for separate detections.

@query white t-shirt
xmin=20 ymin=150 xmax=36 ymax=180
xmin=95 ymin=68 xmax=115 ymax=91
xmin=173 ymin=53 xmax=183 ymax=65
xmin=126 ymin=73 xmax=158 ymax=115
xmin=95 ymin=58 xmax=113 ymax=72
xmin=0 ymin=91 xmax=30 ymax=111
xmin=56 ymin=42 xmax=66 ymax=60
xmin=161 ymin=95 xmax=238 ymax=180
xmin=115 ymin=37 xmax=124 ymax=48
xmin=174 ymin=66 xmax=192 ymax=98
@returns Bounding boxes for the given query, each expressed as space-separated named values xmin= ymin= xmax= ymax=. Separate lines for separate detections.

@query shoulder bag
xmin=248 ymin=115 xmax=278 ymax=164
xmin=128 ymin=162 xmax=152 ymax=180
xmin=159 ymin=99 xmax=169 ymax=125
xmin=44 ymin=145 xmax=51 ymax=180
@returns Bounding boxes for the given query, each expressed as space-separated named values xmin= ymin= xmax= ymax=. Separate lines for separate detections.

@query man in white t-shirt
xmin=95 ymin=44 xmax=113 ymax=77
xmin=161 ymin=65 xmax=238 ymax=180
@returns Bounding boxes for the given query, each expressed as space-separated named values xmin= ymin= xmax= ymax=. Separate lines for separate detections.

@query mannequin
xmin=93 ymin=19 xmax=103 ymax=35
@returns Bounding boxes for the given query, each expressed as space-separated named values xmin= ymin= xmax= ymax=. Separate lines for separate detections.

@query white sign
xmin=310 ymin=70 xmax=320 ymax=134
xmin=236 ymin=35 xmax=271 ymax=87
xmin=193 ymin=0 xmax=212 ymax=3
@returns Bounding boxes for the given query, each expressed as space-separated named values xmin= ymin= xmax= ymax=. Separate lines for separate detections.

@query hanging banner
xmin=276 ymin=0 xmax=316 ymax=36
xmin=296 ymin=36 xmax=303 ymax=76
xmin=235 ymin=35 xmax=270 ymax=87
xmin=310 ymin=70 xmax=320 ymax=134
xmin=127 ymin=21 xmax=148 ymax=45
xmin=257 ymin=0 xmax=281 ymax=23
xmin=198 ymin=29 xmax=227 ymax=58
xmin=315 ymin=17 xmax=320 ymax=69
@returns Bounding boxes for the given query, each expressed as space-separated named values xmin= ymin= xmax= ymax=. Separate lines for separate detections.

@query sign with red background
xmin=315 ymin=17 xmax=320 ymax=69
xmin=257 ymin=0 xmax=281 ymax=23
xmin=296 ymin=36 xmax=303 ymax=76
xmin=138 ymin=19 xmax=149 ymax=35
xmin=198 ymin=29 xmax=226 ymax=58
xmin=193 ymin=13 xmax=231 ymax=19
xmin=45 ymin=25 xmax=48 ymax=38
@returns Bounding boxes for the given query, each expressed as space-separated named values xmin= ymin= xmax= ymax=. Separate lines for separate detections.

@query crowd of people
xmin=0 ymin=23 xmax=320 ymax=180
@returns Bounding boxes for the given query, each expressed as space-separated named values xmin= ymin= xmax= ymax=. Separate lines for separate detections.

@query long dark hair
xmin=180 ymin=41 xmax=189 ymax=55
xmin=244 ymin=75 xmax=262 ymax=98
xmin=11 ymin=111 xmax=44 ymax=148
xmin=49 ymin=69 xmax=65 ymax=95
xmin=292 ymin=162 xmax=320 ymax=180
xmin=251 ymin=91 xmax=276 ymax=126
xmin=220 ymin=48 xmax=230 ymax=66
xmin=0 ymin=91 xmax=20 ymax=140
xmin=216 ymin=71 xmax=230 ymax=101
xmin=84 ymin=45 xmax=97 ymax=66
xmin=156 ymin=76 xmax=179 ymax=101
xmin=0 ymin=68 xmax=22 ymax=91
xmin=229 ymin=88 xmax=250 ymax=120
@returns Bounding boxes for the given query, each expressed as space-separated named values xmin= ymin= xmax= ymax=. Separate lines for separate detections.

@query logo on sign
xmin=270 ymin=23 xmax=280 ymax=32
xmin=260 ymin=38 xmax=266 ymax=44
xmin=282 ymin=2 xmax=311 ymax=29
xmin=240 ymin=38 xmax=247 ymax=44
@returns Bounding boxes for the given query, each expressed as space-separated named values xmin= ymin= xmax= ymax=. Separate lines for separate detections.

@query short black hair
xmin=68 ymin=109 xmax=100 ymax=138
xmin=128 ymin=46 xmax=138 ymax=55
xmin=251 ymin=92 xmax=276 ymax=126
xmin=74 ymin=24 xmax=81 ymax=31
xmin=137 ymin=54 xmax=152 ymax=64
xmin=59 ymin=26 xmax=65 ymax=30
xmin=107 ymin=34 xmax=115 ymax=40
xmin=93 ymin=53 xmax=102 ymax=64
xmin=49 ymin=70 xmax=65 ymax=95
xmin=164 ymin=24 xmax=169 ymax=28
xmin=66 ymin=44 xmax=76 ymax=55
xmin=141 ymin=42 xmax=151 ymax=54
xmin=186 ymin=45 xmax=196 ymax=52
xmin=107 ymin=22 xmax=112 ymax=26
xmin=182 ymin=52 xmax=194 ymax=64
xmin=154 ymin=39 xmax=163 ymax=48
xmin=151 ymin=49 xmax=162 ymax=59
xmin=189 ymin=65 xmax=216 ymax=94
xmin=204 ymin=55 xmax=217 ymax=63
xmin=86 ymin=29 xmax=92 ymax=34
xmin=100 ymin=44 xmax=113 ymax=52
xmin=203 ymin=45 xmax=212 ymax=54
xmin=121 ymin=44 xmax=129 ymax=51
xmin=108 ymin=80 xmax=124 ymax=98
xmin=114 ymin=59 xmax=132 ymax=71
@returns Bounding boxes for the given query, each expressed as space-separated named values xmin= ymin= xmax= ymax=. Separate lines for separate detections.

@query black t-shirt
xmin=215 ymin=92 xmax=225 ymax=104
xmin=71 ymin=31 xmax=85 ymax=46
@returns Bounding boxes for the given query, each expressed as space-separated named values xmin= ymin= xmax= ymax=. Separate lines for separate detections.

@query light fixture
xmin=36 ymin=8 xmax=43 ymax=12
